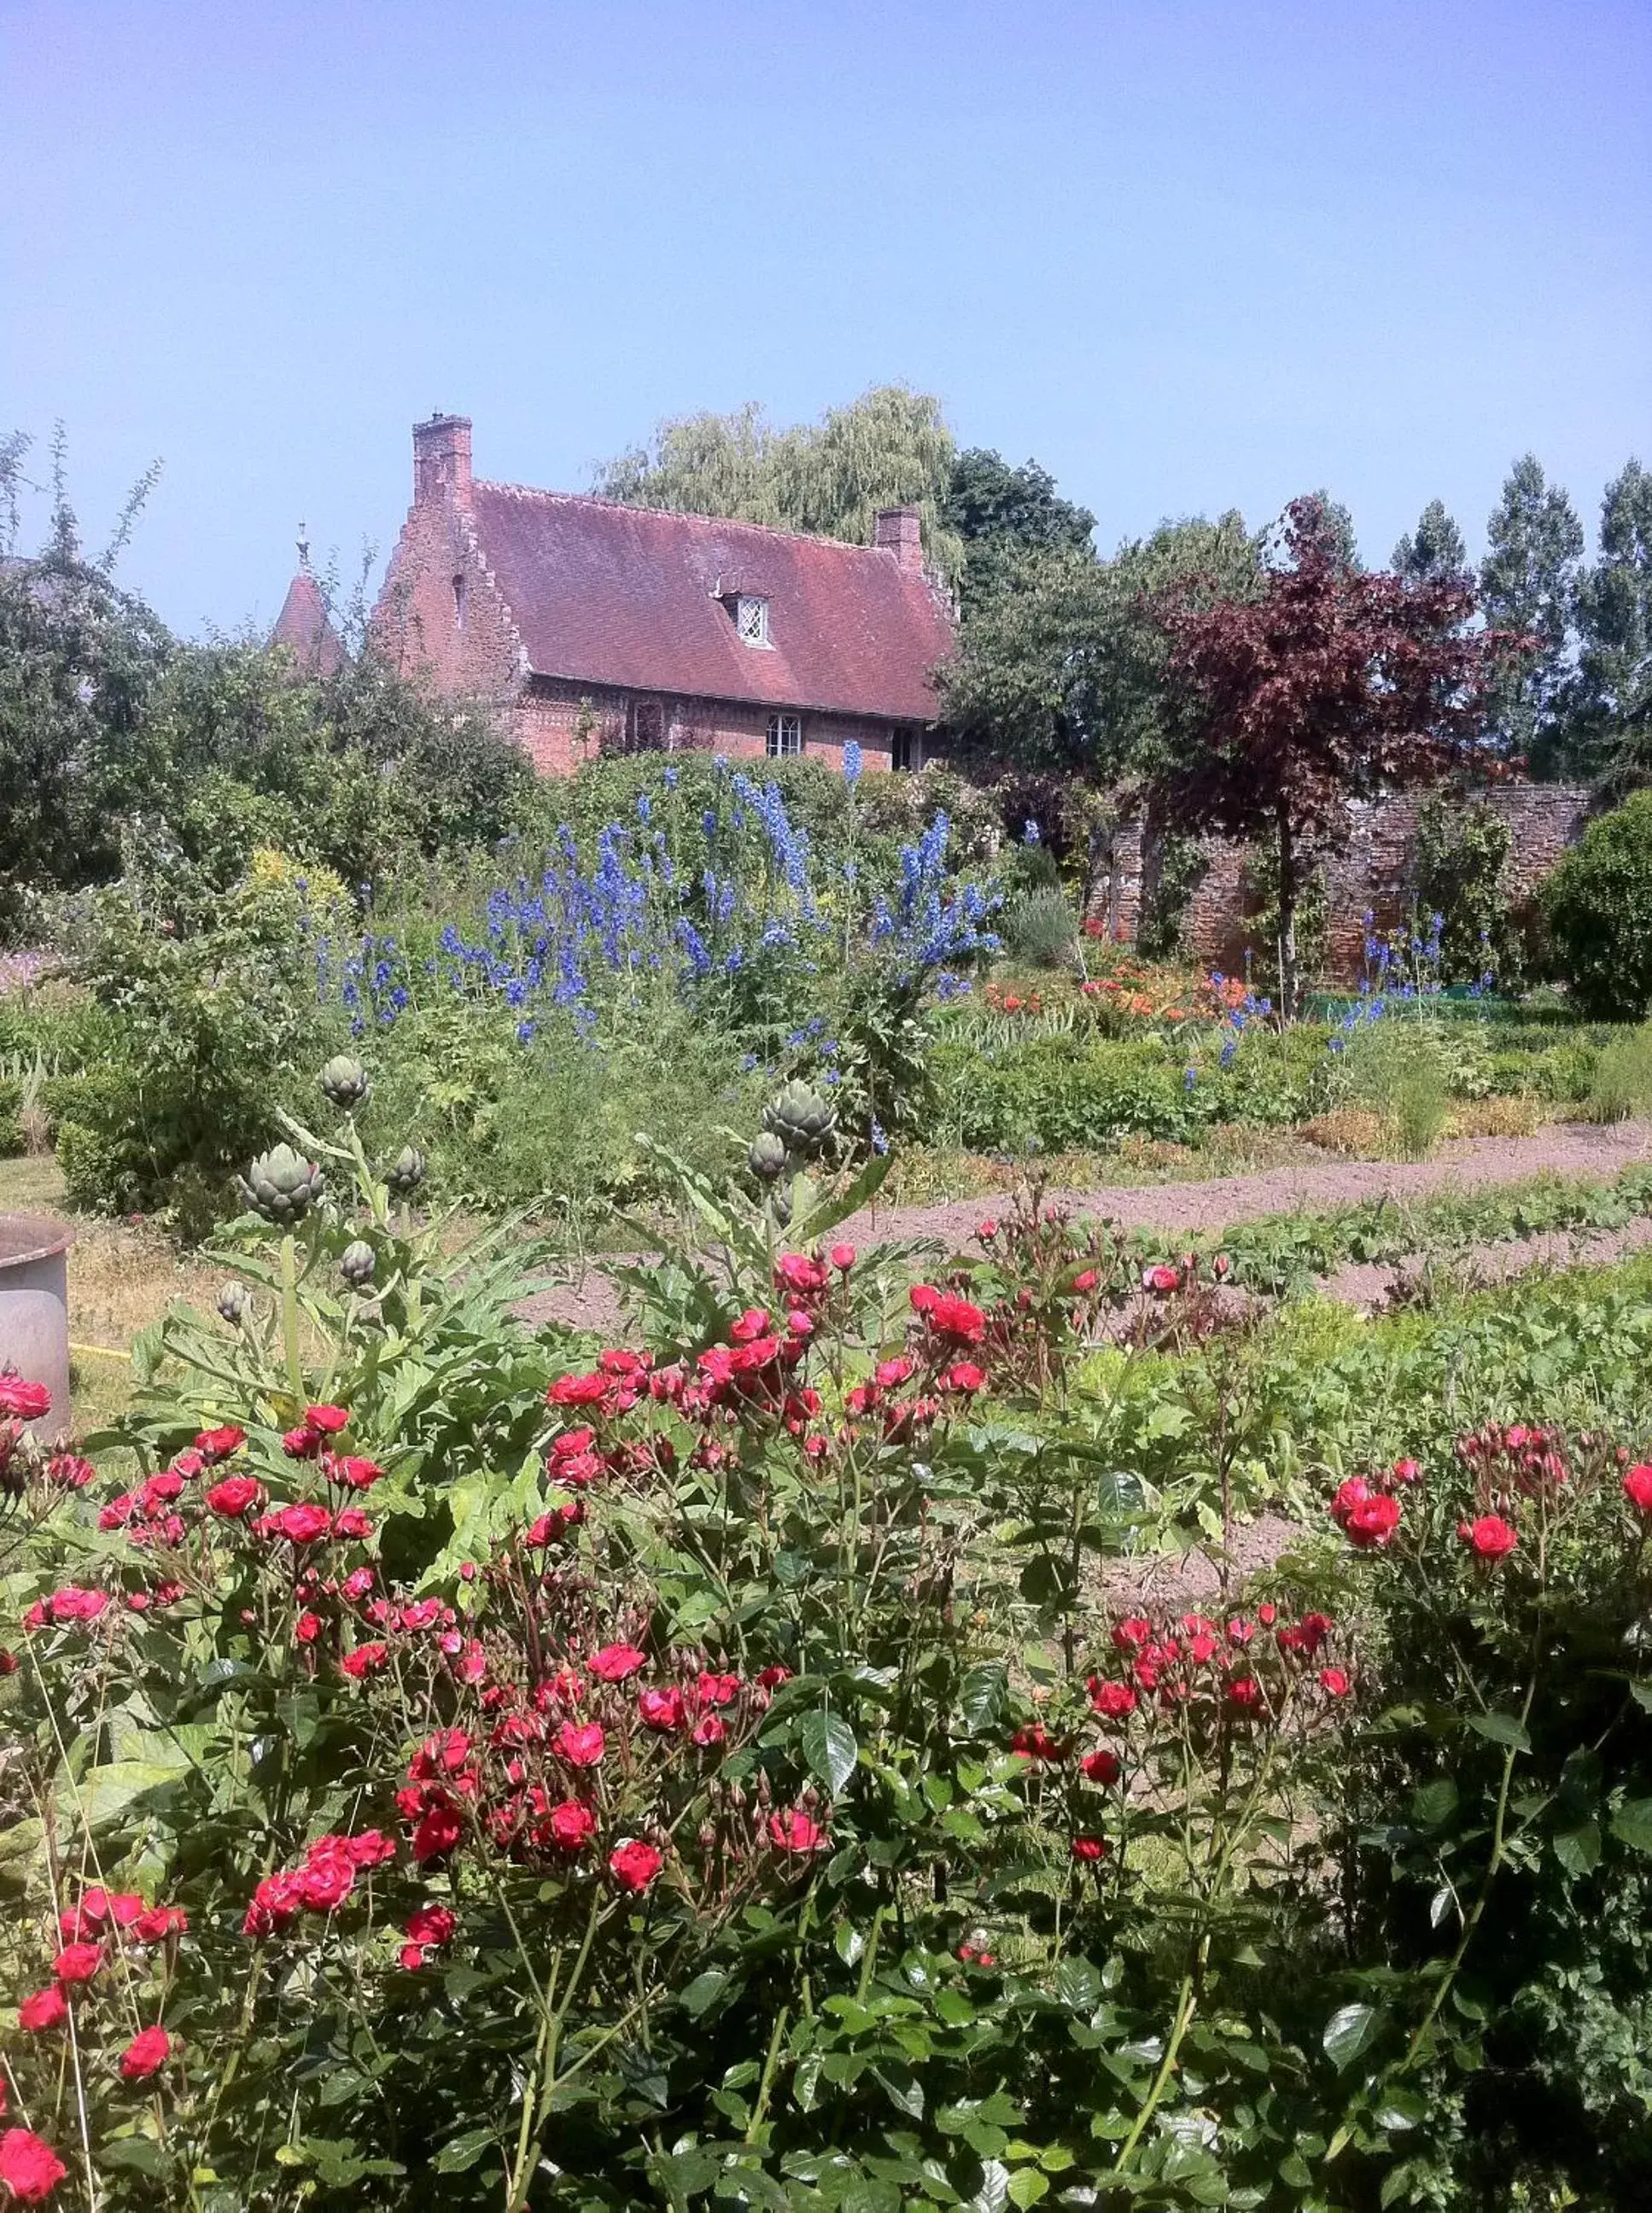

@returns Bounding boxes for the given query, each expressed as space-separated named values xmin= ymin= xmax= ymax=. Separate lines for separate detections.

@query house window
xmin=452 ymin=574 xmax=466 ymax=631
xmin=766 ymin=713 xmax=803 ymax=758
xmin=626 ymin=701 xmax=666 ymax=753
xmin=891 ymin=726 xmax=920 ymax=772
xmin=736 ymin=595 xmax=770 ymax=647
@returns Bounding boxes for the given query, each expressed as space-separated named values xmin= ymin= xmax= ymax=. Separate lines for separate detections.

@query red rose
xmin=1461 ymin=1513 xmax=1518 ymax=1561
xmin=1391 ymin=1457 xmax=1421 ymax=1486
xmin=1010 ymin=1723 xmax=1065 ymax=1764
xmin=1319 ymin=1667 xmax=1351 ymax=1697
xmin=548 ymin=1372 xmax=609 ymax=1407
xmin=119 ymin=2025 xmax=171 ymax=2080
xmin=0 ymin=2128 xmax=68 ymax=2203
xmin=51 ymin=1943 xmax=102 ymax=1986
xmin=195 ymin=1425 xmax=246 ymax=1462
xmin=207 ymin=1475 xmax=264 ymax=1520
xmin=1346 ymin=1493 xmax=1402 ymax=1549
xmin=403 ymin=1904 xmax=456 ymax=1949
xmin=282 ymin=1426 xmax=322 ymax=1459
xmin=768 ymin=1807 xmax=826 ymax=1853
xmin=587 ymin=1643 xmax=646 ymax=1683
xmin=943 ymin=1362 xmax=987 ymax=1393
xmin=18 ymin=1987 xmax=67 ymax=2032
xmin=1087 ymin=1678 xmax=1138 ymax=1721
xmin=294 ymin=1854 xmax=355 ymax=1913
xmin=334 ymin=1507 xmax=372 ymax=1539
xmin=1080 ymin=1749 xmax=1121 ymax=1785
xmin=305 ymin=1404 xmax=350 ymax=1434
xmin=639 ymin=1685 xmax=686 ymax=1731
xmin=692 ymin=1712 xmax=726 ymax=1747
xmin=830 ymin=1243 xmax=855 ymax=1270
xmin=46 ymin=1586 xmax=109 ymax=1624
xmin=272 ymin=1502 xmax=333 ymax=1545
xmin=294 ymin=1611 xmax=322 ymax=1645
xmin=44 ymin=1453 xmax=94 ymax=1491
xmin=696 ymin=1671 xmax=740 ymax=1708
xmin=1141 ymin=1264 xmax=1181 ymax=1293
xmin=1227 ymin=1677 xmax=1263 ymax=1710
xmin=1624 ymin=1464 xmax=1652 ymax=1514
xmin=412 ymin=1801 xmax=464 ymax=1863
xmin=133 ymin=1906 xmax=187 ymax=1944
xmin=555 ymin=1721 xmax=605 ymax=1768
xmin=0 ymin=1379 xmax=50 ymax=1421
xmin=340 ymin=1643 xmax=388 ymax=1679
xmin=549 ymin=1800 xmax=598 ymax=1852
xmin=608 ymin=1838 xmax=663 ymax=1892
xmin=330 ymin=1456 xmax=384 ymax=1492
xmin=1071 ymin=1836 xmax=1108 ymax=1862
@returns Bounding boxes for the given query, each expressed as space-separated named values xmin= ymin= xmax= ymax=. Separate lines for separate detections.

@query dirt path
xmin=521 ymin=1118 xmax=1652 ymax=1336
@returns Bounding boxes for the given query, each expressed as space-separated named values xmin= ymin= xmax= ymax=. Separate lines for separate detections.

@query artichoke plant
xmin=239 ymin=1143 xmax=324 ymax=1226
xmin=385 ymin=1144 xmax=427 ymax=1198
xmin=216 ymin=1281 xmax=248 ymax=1327
xmin=339 ymin=1239 xmax=377 ymax=1289
xmin=762 ymin=1079 xmax=836 ymax=1162
xmin=319 ymin=1054 xmax=372 ymax=1112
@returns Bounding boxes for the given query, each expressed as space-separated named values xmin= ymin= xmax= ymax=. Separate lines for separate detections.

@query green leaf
xmin=1553 ymin=1820 xmax=1602 ymax=1876
xmin=967 ymin=2162 xmax=1011 ymax=2213
xmin=957 ymin=1664 xmax=1008 ymax=1735
xmin=680 ymin=1969 xmax=730 ymax=2018
xmin=1007 ymin=2173 xmax=1049 ymax=2207
xmin=800 ymin=1710 xmax=858 ymax=1795
xmin=1612 ymin=1799 xmax=1652 ymax=1852
xmin=1410 ymin=1778 xmax=1458 ymax=1829
xmin=1322 ymin=2002 xmax=1382 ymax=2070
xmin=433 ymin=2128 xmax=497 ymax=2174
xmin=1466 ymin=1711 xmax=1531 ymax=1753
xmin=1052 ymin=1956 xmax=1101 ymax=2014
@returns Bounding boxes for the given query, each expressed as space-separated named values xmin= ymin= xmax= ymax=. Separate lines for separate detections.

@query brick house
xmin=366 ymin=414 xmax=955 ymax=776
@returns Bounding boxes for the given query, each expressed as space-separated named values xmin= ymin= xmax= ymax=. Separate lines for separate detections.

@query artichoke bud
xmin=747 ymin=1131 xmax=789 ymax=1183
xmin=339 ymin=1239 xmax=377 ymax=1288
xmin=216 ymin=1280 xmax=248 ymax=1326
xmin=762 ymin=1078 xmax=836 ymax=1159
xmin=385 ymin=1144 xmax=427 ymax=1198
xmin=319 ymin=1054 xmax=371 ymax=1111
xmin=239 ymin=1142 xmax=324 ymax=1226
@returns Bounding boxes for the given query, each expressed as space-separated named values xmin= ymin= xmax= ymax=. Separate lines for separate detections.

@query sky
xmin=3 ymin=0 xmax=1649 ymax=636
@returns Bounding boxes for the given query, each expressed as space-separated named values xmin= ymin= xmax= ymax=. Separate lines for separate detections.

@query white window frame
xmin=736 ymin=595 xmax=771 ymax=647
xmin=766 ymin=713 xmax=803 ymax=759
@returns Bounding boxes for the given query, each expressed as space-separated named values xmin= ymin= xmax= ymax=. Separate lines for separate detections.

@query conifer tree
xmin=1480 ymin=455 xmax=1584 ymax=758
xmin=1392 ymin=498 xmax=1468 ymax=581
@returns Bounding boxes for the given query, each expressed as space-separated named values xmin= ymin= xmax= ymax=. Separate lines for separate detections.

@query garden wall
xmin=1099 ymin=783 xmax=1592 ymax=984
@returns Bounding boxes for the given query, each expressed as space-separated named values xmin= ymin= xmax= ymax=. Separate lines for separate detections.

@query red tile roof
xmin=469 ymin=485 xmax=954 ymax=722
xmin=271 ymin=569 xmax=344 ymax=676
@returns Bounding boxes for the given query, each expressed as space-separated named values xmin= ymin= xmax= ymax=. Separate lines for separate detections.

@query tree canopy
xmin=593 ymin=385 xmax=965 ymax=586
xmin=1159 ymin=496 xmax=1509 ymax=1013
xmin=943 ymin=447 xmax=1095 ymax=608
xmin=1480 ymin=454 xmax=1585 ymax=760
xmin=1564 ymin=459 xmax=1652 ymax=791
xmin=1392 ymin=499 xmax=1468 ymax=582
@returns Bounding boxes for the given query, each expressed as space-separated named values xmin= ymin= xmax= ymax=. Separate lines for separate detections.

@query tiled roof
xmin=468 ymin=485 xmax=954 ymax=722
xmin=271 ymin=569 xmax=344 ymax=676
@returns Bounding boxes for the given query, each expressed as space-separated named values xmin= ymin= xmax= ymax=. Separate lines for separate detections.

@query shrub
xmin=1414 ymin=792 xmax=1521 ymax=987
xmin=1341 ymin=1019 xmax=1451 ymax=1158
xmin=1544 ymin=791 xmax=1652 ymax=1019
xmin=1001 ymin=884 xmax=1077 ymax=968
xmin=1586 ymin=1021 xmax=1652 ymax=1122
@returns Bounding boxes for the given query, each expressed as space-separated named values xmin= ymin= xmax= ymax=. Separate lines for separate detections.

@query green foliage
xmin=593 ymin=383 xmax=965 ymax=586
xmin=1001 ymin=886 xmax=1077 ymax=970
xmin=940 ymin=512 xmax=1261 ymax=785
xmin=1586 ymin=1021 xmax=1652 ymax=1122
xmin=1414 ymin=791 xmax=1521 ymax=986
xmin=1135 ymin=824 xmax=1208 ymax=958
xmin=1340 ymin=1019 xmax=1452 ymax=1158
xmin=943 ymin=447 xmax=1095 ymax=610
xmin=1544 ymin=790 xmax=1652 ymax=1019
xmin=1565 ymin=457 xmax=1652 ymax=791
xmin=1392 ymin=497 xmax=1468 ymax=582
xmin=50 ymin=861 xmax=342 ymax=1229
xmin=1480 ymin=453 xmax=1585 ymax=759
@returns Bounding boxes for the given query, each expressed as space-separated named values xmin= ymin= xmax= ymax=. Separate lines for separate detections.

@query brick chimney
xmin=413 ymin=413 xmax=473 ymax=507
xmin=874 ymin=505 xmax=924 ymax=575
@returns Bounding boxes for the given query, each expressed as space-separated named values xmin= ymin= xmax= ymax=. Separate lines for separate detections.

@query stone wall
xmin=1100 ymin=784 xmax=1593 ymax=984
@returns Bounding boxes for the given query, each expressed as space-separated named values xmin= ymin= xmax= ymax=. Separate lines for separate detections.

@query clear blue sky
xmin=3 ymin=0 xmax=1648 ymax=634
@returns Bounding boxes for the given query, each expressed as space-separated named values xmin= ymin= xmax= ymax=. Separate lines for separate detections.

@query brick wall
xmin=1102 ymin=784 xmax=1593 ymax=983
xmin=510 ymin=680 xmax=911 ymax=778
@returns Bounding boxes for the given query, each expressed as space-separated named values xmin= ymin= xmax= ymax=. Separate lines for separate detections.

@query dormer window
xmin=735 ymin=595 xmax=770 ymax=647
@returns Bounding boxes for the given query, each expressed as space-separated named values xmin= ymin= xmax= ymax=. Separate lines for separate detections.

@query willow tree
xmin=594 ymin=385 xmax=964 ymax=586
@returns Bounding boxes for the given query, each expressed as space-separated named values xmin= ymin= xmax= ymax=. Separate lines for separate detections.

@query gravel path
xmin=521 ymin=1118 xmax=1652 ymax=1336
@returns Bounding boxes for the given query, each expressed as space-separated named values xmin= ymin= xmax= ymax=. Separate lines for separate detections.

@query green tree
xmin=939 ymin=511 xmax=1260 ymax=785
xmin=943 ymin=447 xmax=1095 ymax=608
xmin=1302 ymin=487 xmax=1359 ymax=569
xmin=1480 ymin=453 xmax=1584 ymax=761
xmin=593 ymin=384 xmax=963 ymax=584
xmin=1567 ymin=458 xmax=1652 ymax=791
xmin=1392 ymin=498 xmax=1468 ymax=581
xmin=0 ymin=432 xmax=173 ymax=933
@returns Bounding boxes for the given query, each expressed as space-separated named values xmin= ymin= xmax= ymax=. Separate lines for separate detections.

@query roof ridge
xmin=471 ymin=479 xmax=898 ymax=560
